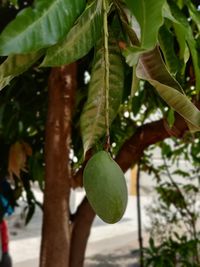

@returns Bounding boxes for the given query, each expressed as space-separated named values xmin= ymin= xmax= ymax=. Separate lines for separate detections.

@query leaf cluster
xmin=0 ymin=0 xmax=200 ymax=221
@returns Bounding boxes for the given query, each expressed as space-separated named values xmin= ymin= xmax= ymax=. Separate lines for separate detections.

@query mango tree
xmin=0 ymin=0 xmax=200 ymax=267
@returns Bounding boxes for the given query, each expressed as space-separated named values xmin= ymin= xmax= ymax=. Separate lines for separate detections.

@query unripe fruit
xmin=83 ymin=151 xmax=128 ymax=224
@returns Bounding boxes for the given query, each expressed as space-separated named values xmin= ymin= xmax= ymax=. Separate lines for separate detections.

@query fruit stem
xmin=103 ymin=0 xmax=110 ymax=151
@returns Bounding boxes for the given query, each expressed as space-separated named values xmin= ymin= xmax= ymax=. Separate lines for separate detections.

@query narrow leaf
xmin=0 ymin=52 xmax=42 ymax=90
xmin=169 ymin=2 xmax=200 ymax=93
xmin=162 ymin=2 xmax=178 ymax=23
xmin=125 ymin=0 xmax=165 ymax=49
xmin=150 ymin=82 xmax=200 ymax=131
xmin=123 ymin=46 xmax=145 ymax=66
xmin=80 ymin=38 xmax=124 ymax=154
xmin=137 ymin=47 xmax=200 ymax=131
xmin=186 ymin=1 xmax=200 ymax=32
xmin=0 ymin=76 xmax=12 ymax=91
xmin=164 ymin=2 xmax=189 ymax=76
xmin=167 ymin=108 xmax=175 ymax=128
xmin=0 ymin=0 xmax=86 ymax=55
xmin=173 ymin=23 xmax=190 ymax=70
xmin=42 ymin=1 xmax=102 ymax=66
xmin=158 ymin=24 xmax=180 ymax=75
xmin=124 ymin=0 xmax=165 ymax=66
xmin=113 ymin=0 xmax=140 ymax=44
xmin=137 ymin=46 xmax=183 ymax=93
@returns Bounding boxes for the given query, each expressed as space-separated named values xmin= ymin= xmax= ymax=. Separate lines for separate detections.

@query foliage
xmin=41 ymin=0 xmax=103 ymax=67
xmin=0 ymin=0 xmax=200 ymax=223
xmin=143 ymin=138 xmax=200 ymax=266
xmin=0 ymin=0 xmax=86 ymax=54
xmin=0 ymin=67 xmax=48 ymax=219
xmin=144 ymin=237 xmax=200 ymax=267
xmin=80 ymin=37 xmax=124 ymax=153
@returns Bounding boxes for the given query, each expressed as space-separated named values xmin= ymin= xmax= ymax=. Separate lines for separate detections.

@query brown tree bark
xmin=116 ymin=114 xmax=188 ymax=172
xmin=40 ymin=64 xmax=76 ymax=267
xmin=69 ymin=197 xmax=95 ymax=267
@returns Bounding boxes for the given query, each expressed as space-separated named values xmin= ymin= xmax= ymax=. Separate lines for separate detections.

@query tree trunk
xmin=40 ymin=64 xmax=76 ymax=267
xmin=69 ymin=197 xmax=95 ymax=267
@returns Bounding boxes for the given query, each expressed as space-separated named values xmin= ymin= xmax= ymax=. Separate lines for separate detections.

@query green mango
xmin=83 ymin=151 xmax=128 ymax=224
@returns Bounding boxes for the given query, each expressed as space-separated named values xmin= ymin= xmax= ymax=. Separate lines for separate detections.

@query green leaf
xmin=173 ymin=23 xmax=190 ymax=75
xmin=0 ymin=52 xmax=43 ymax=77
xmin=0 ymin=0 xmax=86 ymax=55
xmin=113 ymin=0 xmax=140 ymax=45
xmin=166 ymin=108 xmax=175 ymax=128
xmin=0 ymin=76 xmax=12 ymax=91
xmin=123 ymin=46 xmax=145 ymax=66
xmin=158 ymin=24 xmax=180 ymax=75
xmin=124 ymin=0 xmax=165 ymax=66
xmin=42 ymin=1 xmax=102 ymax=66
xmin=162 ymin=2 xmax=178 ymax=23
xmin=137 ymin=47 xmax=200 ymax=131
xmin=155 ymin=84 xmax=200 ymax=131
xmin=165 ymin=3 xmax=189 ymax=76
xmin=186 ymin=1 xmax=200 ymax=32
xmin=0 ymin=52 xmax=43 ymax=90
xmin=80 ymin=38 xmax=124 ymax=154
xmin=12 ymin=0 xmax=19 ymax=7
xmin=125 ymin=0 xmax=165 ymax=49
xmin=169 ymin=2 xmax=200 ymax=93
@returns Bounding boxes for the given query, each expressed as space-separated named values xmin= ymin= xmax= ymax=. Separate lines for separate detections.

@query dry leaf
xmin=8 ymin=141 xmax=32 ymax=179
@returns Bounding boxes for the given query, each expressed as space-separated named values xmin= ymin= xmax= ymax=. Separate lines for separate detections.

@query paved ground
xmin=7 ymin=190 xmax=151 ymax=267
xmin=85 ymin=245 xmax=140 ymax=267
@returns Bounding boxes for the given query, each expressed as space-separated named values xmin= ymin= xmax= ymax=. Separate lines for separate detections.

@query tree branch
xmin=72 ymin=114 xmax=188 ymax=187
xmin=69 ymin=197 xmax=95 ymax=267
xmin=116 ymin=114 xmax=188 ymax=173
